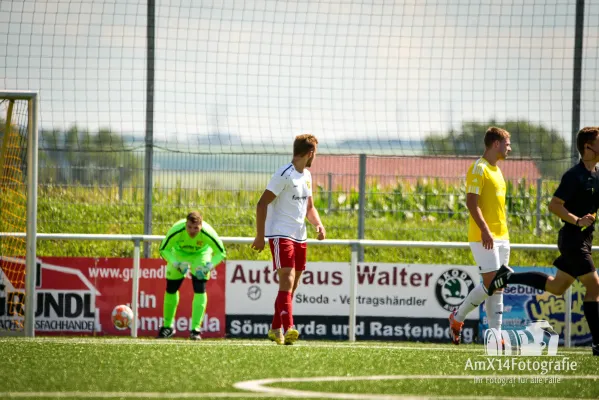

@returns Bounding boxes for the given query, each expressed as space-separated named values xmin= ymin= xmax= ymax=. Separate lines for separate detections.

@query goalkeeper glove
xmin=173 ymin=261 xmax=190 ymax=275
xmin=195 ymin=262 xmax=213 ymax=279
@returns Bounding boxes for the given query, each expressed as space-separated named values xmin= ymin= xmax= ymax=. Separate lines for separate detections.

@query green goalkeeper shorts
xmin=166 ymin=253 xmax=212 ymax=280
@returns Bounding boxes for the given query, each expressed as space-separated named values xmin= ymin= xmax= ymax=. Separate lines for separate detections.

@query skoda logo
xmin=435 ymin=268 xmax=476 ymax=311
xmin=247 ymin=285 xmax=261 ymax=301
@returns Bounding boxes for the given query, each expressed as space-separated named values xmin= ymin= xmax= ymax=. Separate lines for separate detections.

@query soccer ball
xmin=112 ymin=304 xmax=134 ymax=330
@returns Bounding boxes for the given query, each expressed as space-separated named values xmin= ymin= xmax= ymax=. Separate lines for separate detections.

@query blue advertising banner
xmin=479 ymin=266 xmax=592 ymax=346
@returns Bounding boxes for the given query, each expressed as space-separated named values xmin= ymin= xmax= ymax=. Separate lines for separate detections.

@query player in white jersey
xmin=252 ymin=134 xmax=326 ymax=345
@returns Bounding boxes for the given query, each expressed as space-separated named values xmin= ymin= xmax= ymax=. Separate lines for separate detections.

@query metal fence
xmin=38 ymin=153 xmax=560 ymax=246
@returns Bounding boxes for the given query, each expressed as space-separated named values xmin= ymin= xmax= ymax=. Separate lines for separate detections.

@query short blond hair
xmin=484 ymin=127 xmax=510 ymax=148
xmin=293 ymin=134 xmax=318 ymax=156
xmin=186 ymin=211 xmax=202 ymax=224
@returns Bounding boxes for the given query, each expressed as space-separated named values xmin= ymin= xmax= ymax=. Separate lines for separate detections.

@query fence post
xmin=327 ymin=172 xmax=333 ymax=213
xmin=143 ymin=0 xmax=156 ymax=258
xmin=131 ymin=239 xmax=141 ymax=338
xmin=358 ymin=154 xmax=366 ymax=261
xmin=565 ymin=286 xmax=572 ymax=348
xmin=535 ymin=178 xmax=542 ymax=236
xmin=570 ymin=0 xmax=585 ymax=166
xmin=348 ymin=243 xmax=358 ymax=342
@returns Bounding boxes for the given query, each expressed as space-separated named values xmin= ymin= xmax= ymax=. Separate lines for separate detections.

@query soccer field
xmin=0 ymin=338 xmax=597 ymax=400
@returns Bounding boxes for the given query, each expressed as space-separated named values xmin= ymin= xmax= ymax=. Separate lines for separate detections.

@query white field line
xmin=3 ymin=375 xmax=598 ymax=400
xmin=0 ymin=337 xmax=590 ymax=355
xmin=234 ymin=374 xmax=599 ymax=400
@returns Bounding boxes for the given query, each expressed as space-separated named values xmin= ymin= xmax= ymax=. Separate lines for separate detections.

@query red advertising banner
xmin=26 ymin=258 xmax=225 ymax=338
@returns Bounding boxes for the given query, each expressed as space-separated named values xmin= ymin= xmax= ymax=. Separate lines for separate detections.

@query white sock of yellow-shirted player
xmin=455 ymin=284 xmax=487 ymax=321
xmin=485 ymin=292 xmax=503 ymax=330
xmin=450 ymin=284 xmax=487 ymax=344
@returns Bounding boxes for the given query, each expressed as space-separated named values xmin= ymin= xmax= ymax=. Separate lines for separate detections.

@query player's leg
xmin=489 ymin=229 xmax=580 ymax=296
xmin=511 ymin=263 xmax=575 ymax=297
xmin=158 ymin=264 xmax=185 ymax=338
xmin=267 ymin=238 xmax=282 ymax=342
xmin=488 ymin=261 xmax=576 ymax=296
xmin=449 ymin=242 xmax=499 ymax=344
xmin=189 ymin=253 xmax=212 ymax=340
xmin=281 ymin=269 xmax=302 ymax=344
xmin=484 ymin=240 xmax=510 ymax=331
xmin=284 ymin=241 xmax=307 ymax=345
xmin=276 ymin=242 xmax=296 ymax=333
xmin=579 ymin=270 xmax=599 ymax=355
xmin=268 ymin=238 xmax=295 ymax=344
xmin=291 ymin=271 xmax=303 ymax=296
xmin=190 ymin=277 xmax=208 ymax=340
xmin=281 ymin=271 xmax=301 ymax=345
xmin=291 ymin=242 xmax=307 ymax=295
xmin=489 ymin=229 xmax=575 ymax=295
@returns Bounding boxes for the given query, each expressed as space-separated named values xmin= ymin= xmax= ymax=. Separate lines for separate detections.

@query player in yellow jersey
xmin=449 ymin=127 xmax=512 ymax=344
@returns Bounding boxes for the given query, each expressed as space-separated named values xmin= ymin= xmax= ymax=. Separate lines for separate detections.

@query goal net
xmin=0 ymin=92 xmax=38 ymax=337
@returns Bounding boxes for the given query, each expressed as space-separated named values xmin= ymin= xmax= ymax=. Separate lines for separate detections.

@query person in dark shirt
xmin=489 ymin=127 xmax=599 ymax=356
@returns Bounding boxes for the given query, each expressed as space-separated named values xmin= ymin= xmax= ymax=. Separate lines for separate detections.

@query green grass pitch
xmin=0 ymin=337 xmax=597 ymax=399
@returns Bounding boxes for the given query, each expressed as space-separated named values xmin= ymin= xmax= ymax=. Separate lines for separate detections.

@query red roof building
xmin=309 ymin=155 xmax=541 ymax=190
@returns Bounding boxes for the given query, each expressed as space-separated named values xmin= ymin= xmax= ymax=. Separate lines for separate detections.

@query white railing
xmin=0 ymin=232 xmax=575 ymax=346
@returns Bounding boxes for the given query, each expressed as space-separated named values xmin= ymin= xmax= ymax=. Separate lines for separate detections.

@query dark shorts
xmin=553 ymin=227 xmax=595 ymax=278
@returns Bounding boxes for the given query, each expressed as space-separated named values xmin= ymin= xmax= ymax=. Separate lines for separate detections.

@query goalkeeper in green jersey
xmin=156 ymin=211 xmax=226 ymax=340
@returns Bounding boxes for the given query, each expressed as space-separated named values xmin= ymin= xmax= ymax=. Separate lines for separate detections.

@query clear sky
xmin=1 ymin=0 xmax=598 ymax=154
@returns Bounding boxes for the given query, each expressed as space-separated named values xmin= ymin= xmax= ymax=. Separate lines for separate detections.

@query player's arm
xmin=252 ymin=190 xmax=277 ymax=251
xmin=202 ymin=224 xmax=227 ymax=266
xmin=306 ymin=196 xmax=325 ymax=240
xmin=549 ymin=170 xmax=595 ymax=227
xmin=159 ymin=223 xmax=184 ymax=264
xmin=548 ymin=197 xmax=595 ymax=227
xmin=253 ymin=169 xmax=288 ymax=251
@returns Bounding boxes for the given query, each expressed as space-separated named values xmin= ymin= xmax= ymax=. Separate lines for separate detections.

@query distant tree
xmin=424 ymin=120 xmax=570 ymax=178
xmin=39 ymin=125 xmax=141 ymax=185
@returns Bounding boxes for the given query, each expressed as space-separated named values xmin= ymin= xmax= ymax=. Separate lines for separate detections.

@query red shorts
xmin=268 ymin=238 xmax=307 ymax=271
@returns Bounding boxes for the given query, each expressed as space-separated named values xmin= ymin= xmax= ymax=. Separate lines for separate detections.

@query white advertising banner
xmin=226 ymin=261 xmax=480 ymax=320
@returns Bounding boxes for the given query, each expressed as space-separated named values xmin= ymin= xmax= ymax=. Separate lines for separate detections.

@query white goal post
xmin=0 ymin=91 xmax=39 ymax=337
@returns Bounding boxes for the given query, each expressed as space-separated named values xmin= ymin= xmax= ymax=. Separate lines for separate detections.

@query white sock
xmin=485 ymin=292 xmax=504 ymax=330
xmin=455 ymin=284 xmax=488 ymax=322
